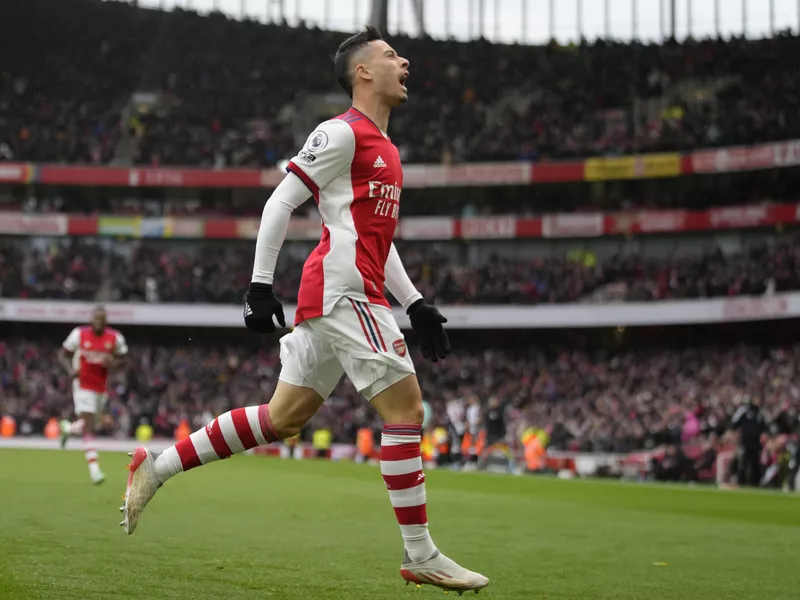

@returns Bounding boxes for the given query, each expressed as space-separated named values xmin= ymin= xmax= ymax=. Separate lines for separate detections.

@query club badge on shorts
xmin=393 ymin=339 xmax=407 ymax=357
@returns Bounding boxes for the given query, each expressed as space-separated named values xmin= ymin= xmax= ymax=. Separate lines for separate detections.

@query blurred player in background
xmin=121 ymin=26 xmax=488 ymax=593
xmin=58 ymin=306 xmax=128 ymax=484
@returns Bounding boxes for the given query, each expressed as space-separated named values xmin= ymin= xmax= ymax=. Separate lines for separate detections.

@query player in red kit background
xmin=121 ymin=26 xmax=488 ymax=593
xmin=59 ymin=306 xmax=128 ymax=484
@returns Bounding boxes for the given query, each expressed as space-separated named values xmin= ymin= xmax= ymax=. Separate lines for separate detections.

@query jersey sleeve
xmin=286 ymin=119 xmax=355 ymax=196
xmin=113 ymin=332 xmax=129 ymax=356
xmin=62 ymin=327 xmax=80 ymax=352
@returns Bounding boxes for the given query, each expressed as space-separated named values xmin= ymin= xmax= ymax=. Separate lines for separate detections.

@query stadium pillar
xmin=670 ymin=0 xmax=676 ymax=39
xmin=742 ymin=0 xmax=747 ymax=37
xmin=478 ymin=0 xmax=484 ymax=38
xmin=373 ymin=0 xmax=390 ymax=33
xmin=576 ymin=0 xmax=582 ymax=40
xmin=770 ymin=0 xmax=775 ymax=35
xmin=549 ymin=0 xmax=555 ymax=40
xmin=714 ymin=0 xmax=720 ymax=37
xmin=445 ymin=0 xmax=452 ymax=38
xmin=410 ymin=0 xmax=425 ymax=36
xmin=604 ymin=0 xmax=610 ymax=38
xmin=659 ymin=0 xmax=664 ymax=40
xmin=632 ymin=0 xmax=638 ymax=39
xmin=522 ymin=0 xmax=528 ymax=42
xmin=495 ymin=0 xmax=501 ymax=40
xmin=687 ymin=0 xmax=692 ymax=38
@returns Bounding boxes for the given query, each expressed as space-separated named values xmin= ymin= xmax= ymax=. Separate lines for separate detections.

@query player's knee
xmin=384 ymin=401 xmax=424 ymax=426
xmin=404 ymin=402 xmax=425 ymax=426
xmin=266 ymin=409 xmax=304 ymax=440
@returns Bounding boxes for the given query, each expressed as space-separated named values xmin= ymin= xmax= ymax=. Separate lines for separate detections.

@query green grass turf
xmin=0 ymin=450 xmax=798 ymax=600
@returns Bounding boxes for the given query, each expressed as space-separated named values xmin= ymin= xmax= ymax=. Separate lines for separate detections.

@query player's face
xmin=92 ymin=310 xmax=107 ymax=332
xmin=364 ymin=40 xmax=410 ymax=106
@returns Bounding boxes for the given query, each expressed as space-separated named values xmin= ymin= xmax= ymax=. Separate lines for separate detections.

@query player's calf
xmin=149 ymin=382 xmax=323 ymax=484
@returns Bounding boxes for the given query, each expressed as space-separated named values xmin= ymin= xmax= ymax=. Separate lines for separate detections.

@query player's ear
xmin=355 ymin=63 xmax=373 ymax=83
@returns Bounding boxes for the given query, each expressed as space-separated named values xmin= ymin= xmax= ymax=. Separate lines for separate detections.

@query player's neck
xmin=351 ymin=98 xmax=390 ymax=134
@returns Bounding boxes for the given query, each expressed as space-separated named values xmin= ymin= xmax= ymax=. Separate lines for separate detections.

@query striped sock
xmin=154 ymin=405 xmax=281 ymax=482
xmin=83 ymin=434 xmax=99 ymax=469
xmin=381 ymin=424 xmax=438 ymax=563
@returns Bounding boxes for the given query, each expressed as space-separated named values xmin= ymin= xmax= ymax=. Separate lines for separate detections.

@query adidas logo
xmin=244 ymin=302 xmax=253 ymax=317
xmin=373 ymin=155 xmax=386 ymax=168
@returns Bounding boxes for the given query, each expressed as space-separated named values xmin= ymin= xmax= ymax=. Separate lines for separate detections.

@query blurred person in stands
xmin=484 ymin=396 xmax=506 ymax=446
xmin=731 ymin=395 xmax=768 ymax=487
xmin=651 ymin=443 xmax=691 ymax=482
xmin=445 ymin=392 xmax=466 ymax=465
xmin=57 ymin=307 xmax=128 ymax=484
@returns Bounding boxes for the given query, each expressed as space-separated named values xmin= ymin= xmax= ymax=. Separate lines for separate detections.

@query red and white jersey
xmin=62 ymin=326 xmax=128 ymax=393
xmin=287 ymin=108 xmax=402 ymax=325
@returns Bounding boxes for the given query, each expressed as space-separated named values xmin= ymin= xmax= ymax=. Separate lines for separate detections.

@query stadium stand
xmin=1 ymin=233 xmax=799 ymax=304
xmin=1 ymin=1 xmax=799 ymax=488
xmin=3 ymin=1 xmax=800 ymax=166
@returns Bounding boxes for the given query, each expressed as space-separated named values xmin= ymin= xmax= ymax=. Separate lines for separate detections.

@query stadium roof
xmin=124 ymin=0 xmax=800 ymax=43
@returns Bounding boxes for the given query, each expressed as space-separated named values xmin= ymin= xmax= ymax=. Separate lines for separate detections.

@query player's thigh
xmin=314 ymin=298 xmax=416 ymax=403
xmin=370 ymin=373 xmax=424 ymax=425
xmin=278 ymin=322 xmax=343 ymax=401
xmin=267 ymin=380 xmax=325 ymax=436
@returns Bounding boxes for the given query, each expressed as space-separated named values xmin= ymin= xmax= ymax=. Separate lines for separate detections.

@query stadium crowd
xmin=1 ymin=234 xmax=798 ymax=305
xmin=4 ymin=1 xmax=800 ymax=166
xmin=1 ymin=336 xmax=798 ymax=457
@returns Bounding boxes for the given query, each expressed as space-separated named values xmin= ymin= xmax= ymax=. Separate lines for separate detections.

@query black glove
xmin=244 ymin=282 xmax=286 ymax=334
xmin=407 ymin=298 xmax=450 ymax=362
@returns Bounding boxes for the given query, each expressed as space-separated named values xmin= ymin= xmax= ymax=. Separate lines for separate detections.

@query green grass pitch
xmin=0 ymin=449 xmax=798 ymax=600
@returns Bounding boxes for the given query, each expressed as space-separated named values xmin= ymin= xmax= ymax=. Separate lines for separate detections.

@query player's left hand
xmin=407 ymin=299 xmax=450 ymax=363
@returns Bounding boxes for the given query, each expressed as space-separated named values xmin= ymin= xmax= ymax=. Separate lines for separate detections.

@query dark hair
xmin=334 ymin=25 xmax=383 ymax=98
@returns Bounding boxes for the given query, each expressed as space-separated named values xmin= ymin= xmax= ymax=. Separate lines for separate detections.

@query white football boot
xmin=119 ymin=447 xmax=162 ymax=534
xmin=89 ymin=462 xmax=105 ymax=485
xmin=400 ymin=550 xmax=489 ymax=594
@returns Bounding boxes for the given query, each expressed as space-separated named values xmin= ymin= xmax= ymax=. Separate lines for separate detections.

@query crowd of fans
xmin=4 ymin=1 xmax=800 ymax=166
xmin=1 ymin=335 xmax=798 ymax=458
xmin=1 ymin=234 xmax=798 ymax=305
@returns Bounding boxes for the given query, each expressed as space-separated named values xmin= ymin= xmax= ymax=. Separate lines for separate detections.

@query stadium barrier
xmin=0 ymin=436 xmax=727 ymax=483
xmin=2 ymin=139 xmax=800 ymax=189
xmin=0 ymin=293 xmax=794 ymax=328
xmin=0 ymin=202 xmax=798 ymax=241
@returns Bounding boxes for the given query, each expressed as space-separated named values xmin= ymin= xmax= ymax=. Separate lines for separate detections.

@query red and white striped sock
xmin=154 ymin=405 xmax=281 ymax=482
xmin=70 ymin=419 xmax=85 ymax=436
xmin=83 ymin=434 xmax=99 ymax=470
xmin=381 ymin=424 xmax=438 ymax=563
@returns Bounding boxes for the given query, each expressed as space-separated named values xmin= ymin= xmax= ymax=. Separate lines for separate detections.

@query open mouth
xmin=399 ymin=72 xmax=409 ymax=89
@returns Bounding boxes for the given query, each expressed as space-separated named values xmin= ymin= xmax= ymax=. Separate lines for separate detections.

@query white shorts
xmin=279 ymin=297 xmax=415 ymax=400
xmin=73 ymin=381 xmax=107 ymax=415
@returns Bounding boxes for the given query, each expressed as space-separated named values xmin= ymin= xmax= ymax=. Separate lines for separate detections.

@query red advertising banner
xmin=542 ymin=213 xmax=603 ymax=238
xmin=4 ymin=137 xmax=800 ymax=190
xmin=691 ymin=145 xmax=774 ymax=173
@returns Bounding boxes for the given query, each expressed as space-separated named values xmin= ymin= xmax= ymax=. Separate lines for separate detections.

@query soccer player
xmin=121 ymin=26 xmax=488 ymax=593
xmin=59 ymin=306 xmax=128 ymax=484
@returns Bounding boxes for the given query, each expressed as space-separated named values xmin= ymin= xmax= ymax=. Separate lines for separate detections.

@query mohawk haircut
xmin=334 ymin=25 xmax=383 ymax=98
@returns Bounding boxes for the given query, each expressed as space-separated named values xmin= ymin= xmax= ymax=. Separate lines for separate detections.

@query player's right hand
xmin=244 ymin=282 xmax=286 ymax=334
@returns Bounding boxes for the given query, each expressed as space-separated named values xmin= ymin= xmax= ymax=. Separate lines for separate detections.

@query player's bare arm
xmin=58 ymin=347 xmax=77 ymax=378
